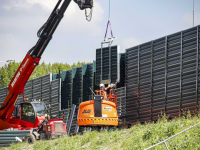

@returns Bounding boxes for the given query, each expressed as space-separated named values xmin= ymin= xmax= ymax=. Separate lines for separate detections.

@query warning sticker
xmin=103 ymin=107 xmax=112 ymax=111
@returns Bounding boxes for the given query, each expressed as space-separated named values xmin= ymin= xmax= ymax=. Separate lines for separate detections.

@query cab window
xmin=21 ymin=103 xmax=35 ymax=123
xmin=21 ymin=103 xmax=34 ymax=116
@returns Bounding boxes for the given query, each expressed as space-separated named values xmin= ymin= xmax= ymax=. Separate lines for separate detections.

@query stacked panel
xmin=41 ymin=74 xmax=52 ymax=106
xmin=96 ymin=49 xmax=101 ymax=85
xmin=95 ymin=45 xmax=120 ymax=85
xmin=166 ymin=32 xmax=181 ymax=117
xmin=115 ymin=87 xmax=126 ymax=125
xmin=181 ymin=27 xmax=198 ymax=113
xmin=22 ymin=80 xmax=32 ymax=104
xmin=93 ymin=61 xmax=99 ymax=91
xmin=50 ymin=78 xmax=61 ymax=117
xmin=82 ymin=63 xmax=94 ymax=102
xmin=102 ymin=46 xmax=109 ymax=82
xmin=110 ymin=46 xmax=120 ymax=83
xmin=61 ymin=70 xmax=72 ymax=109
xmin=118 ymin=53 xmax=126 ymax=87
xmin=126 ymin=46 xmax=139 ymax=124
xmin=72 ymin=67 xmax=83 ymax=105
xmin=125 ymin=25 xmax=200 ymax=124
xmin=138 ymin=42 xmax=152 ymax=122
xmin=198 ymin=26 xmax=200 ymax=109
xmin=152 ymin=37 xmax=166 ymax=120
xmin=59 ymin=108 xmax=70 ymax=122
xmin=0 ymin=87 xmax=8 ymax=106
xmin=32 ymin=77 xmax=41 ymax=100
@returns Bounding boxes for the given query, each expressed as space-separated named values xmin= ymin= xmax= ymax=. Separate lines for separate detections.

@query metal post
xmin=75 ymin=122 xmax=79 ymax=133
xmin=67 ymin=104 xmax=76 ymax=136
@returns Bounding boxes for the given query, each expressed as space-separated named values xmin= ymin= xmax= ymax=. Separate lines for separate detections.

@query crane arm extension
xmin=0 ymin=0 xmax=93 ymax=121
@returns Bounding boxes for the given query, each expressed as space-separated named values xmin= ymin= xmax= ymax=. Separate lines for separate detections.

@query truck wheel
xmin=25 ymin=133 xmax=36 ymax=144
xmin=40 ymin=133 xmax=46 ymax=140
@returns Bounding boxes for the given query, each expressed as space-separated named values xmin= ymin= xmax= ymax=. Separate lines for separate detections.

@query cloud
xmin=58 ymin=0 xmax=104 ymax=36
xmin=1 ymin=0 xmax=31 ymax=10
xmin=0 ymin=0 xmax=104 ymax=36
xmin=182 ymin=12 xmax=200 ymax=26
xmin=122 ymin=37 xmax=141 ymax=49
xmin=0 ymin=0 xmax=105 ymax=67
xmin=0 ymin=33 xmax=29 ymax=67
xmin=26 ymin=0 xmax=56 ymax=11
xmin=0 ymin=0 xmax=54 ymax=11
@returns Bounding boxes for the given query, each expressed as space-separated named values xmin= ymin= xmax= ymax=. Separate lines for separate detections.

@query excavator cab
xmin=77 ymin=88 xmax=118 ymax=127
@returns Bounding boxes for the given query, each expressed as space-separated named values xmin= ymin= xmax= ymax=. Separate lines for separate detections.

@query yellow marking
xmin=93 ymin=120 xmax=104 ymax=123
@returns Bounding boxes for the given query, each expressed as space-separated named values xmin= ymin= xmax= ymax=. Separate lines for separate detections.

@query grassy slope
xmin=7 ymin=113 xmax=200 ymax=150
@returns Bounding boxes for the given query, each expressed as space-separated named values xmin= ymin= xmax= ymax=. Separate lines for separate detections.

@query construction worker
xmin=99 ymin=83 xmax=110 ymax=100
xmin=108 ymin=79 xmax=118 ymax=103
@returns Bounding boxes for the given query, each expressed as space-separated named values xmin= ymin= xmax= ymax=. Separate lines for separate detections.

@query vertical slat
xmin=165 ymin=36 xmax=168 ymax=113
xmin=196 ymin=26 xmax=199 ymax=111
xmin=180 ymin=31 xmax=183 ymax=115
xmin=137 ymin=46 xmax=140 ymax=122
xmin=151 ymin=41 xmax=153 ymax=121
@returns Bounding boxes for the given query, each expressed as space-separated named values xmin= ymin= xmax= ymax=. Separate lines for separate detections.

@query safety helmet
xmin=110 ymin=83 xmax=115 ymax=88
xmin=99 ymin=83 xmax=104 ymax=87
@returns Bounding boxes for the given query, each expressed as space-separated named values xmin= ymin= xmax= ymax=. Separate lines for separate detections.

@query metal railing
xmin=145 ymin=122 xmax=200 ymax=150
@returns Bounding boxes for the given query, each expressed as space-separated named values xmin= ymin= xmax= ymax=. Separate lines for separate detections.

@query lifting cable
xmin=100 ymin=0 xmax=116 ymax=83
xmin=103 ymin=0 xmax=115 ymax=45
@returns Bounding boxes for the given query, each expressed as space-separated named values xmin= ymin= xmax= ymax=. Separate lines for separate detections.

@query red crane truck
xmin=0 ymin=0 xmax=93 ymax=143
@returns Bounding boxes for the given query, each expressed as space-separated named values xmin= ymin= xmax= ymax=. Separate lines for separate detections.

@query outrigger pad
xmin=94 ymin=96 xmax=103 ymax=117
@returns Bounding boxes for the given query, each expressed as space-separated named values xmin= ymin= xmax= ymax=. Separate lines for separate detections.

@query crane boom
xmin=0 ymin=0 xmax=93 ymax=123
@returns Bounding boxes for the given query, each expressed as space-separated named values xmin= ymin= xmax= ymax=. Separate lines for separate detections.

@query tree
xmin=0 ymin=61 xmax=90 ymax=88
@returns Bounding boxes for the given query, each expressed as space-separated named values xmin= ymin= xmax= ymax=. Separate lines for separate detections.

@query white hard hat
xmin=110 ymin=83 xmax=115 ymax=88
xmin=100 ymin=83 xmax=104 ymax=87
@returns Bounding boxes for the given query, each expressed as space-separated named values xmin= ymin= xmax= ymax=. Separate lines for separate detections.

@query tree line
xmin=0 ymin=61 xmax=90 ymax=88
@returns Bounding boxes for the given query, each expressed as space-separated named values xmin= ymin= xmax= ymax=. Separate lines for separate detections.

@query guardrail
xmin=145 ymin=122 xmax=200 ymax=150
xmin=0 ymin=130 xmax=31 ymax=148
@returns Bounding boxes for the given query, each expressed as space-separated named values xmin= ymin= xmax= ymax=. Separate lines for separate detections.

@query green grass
xmin=5 ymin=113 xmax=200 ymax=150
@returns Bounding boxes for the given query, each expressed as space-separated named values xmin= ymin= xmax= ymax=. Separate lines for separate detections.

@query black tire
xmin=25 ymin=133 xmax=36 ymax=144
xmin=40 ymin=133 xmax=46 ymax=140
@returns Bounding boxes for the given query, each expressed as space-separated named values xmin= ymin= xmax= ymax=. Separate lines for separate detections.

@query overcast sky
xmin=0 ymin=0 xmax=200 ymax=67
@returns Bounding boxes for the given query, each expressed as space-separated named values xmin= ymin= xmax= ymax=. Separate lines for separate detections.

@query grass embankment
xmin=6 ymin=113 xmax=200 ymax=150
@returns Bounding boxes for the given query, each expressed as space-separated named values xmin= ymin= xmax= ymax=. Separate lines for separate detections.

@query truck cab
xmin=10 ymin=101 xmax=47 ymax=129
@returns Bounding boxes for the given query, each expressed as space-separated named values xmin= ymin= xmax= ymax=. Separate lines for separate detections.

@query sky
xmin=0 ymin=0 xmax=200 ymax=67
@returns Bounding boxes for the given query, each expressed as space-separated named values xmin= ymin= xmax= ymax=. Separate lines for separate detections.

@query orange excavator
xmin=77 ymin=82 xmax=118 ymax=127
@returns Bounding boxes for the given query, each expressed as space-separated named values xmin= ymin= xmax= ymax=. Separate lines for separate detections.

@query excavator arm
xmin=0 ymin=0 xmax=93 ymax=122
